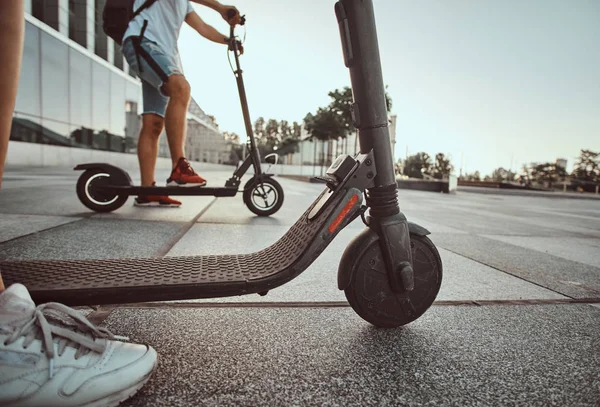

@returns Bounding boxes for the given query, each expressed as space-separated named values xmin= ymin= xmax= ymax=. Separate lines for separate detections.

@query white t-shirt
xmin=123 ymin=0 xmax=194 ymax=59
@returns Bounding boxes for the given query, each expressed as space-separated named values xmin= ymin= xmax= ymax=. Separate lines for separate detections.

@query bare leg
xmin=137 ymin=114 xmax=165 ymax=186
xmin=0 ymin=1 xmax=24 ymax=292
xmin=0 ymin=1 xmax=24 ymax=192
xmin=162 ymin=74 xmax=191 ymax=167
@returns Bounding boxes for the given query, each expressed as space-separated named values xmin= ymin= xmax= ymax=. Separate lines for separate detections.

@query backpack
xmin=102 ymin=0 xmax=158 ymax=45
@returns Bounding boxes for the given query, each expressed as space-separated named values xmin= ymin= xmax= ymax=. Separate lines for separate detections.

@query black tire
xmin=243 ymin=177 xmax=284 ymax=216
xmin=76 ymin=169 xmax=128 ymax=213
xmin=345 ymin=233 xmax=443 ymax=328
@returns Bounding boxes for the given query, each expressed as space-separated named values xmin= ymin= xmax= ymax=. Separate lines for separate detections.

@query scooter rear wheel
xmin=76 ymin=169 xmax=128 ymax=213
xmin=243 ymin=177 xmax=284 ymax=216
xmin=345 ymin=233 xmax=442 ymax=328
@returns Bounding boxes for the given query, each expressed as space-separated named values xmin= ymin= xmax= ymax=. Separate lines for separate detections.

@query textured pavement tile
xmin=432 ymin=234 xmax=600 ymax=299
xmin=482 ymin=235 xmax=600 ymax=269
xmin=0 ymin=218 xmax=183 ymax=260
xmin=0 ymin=213 xmax=80 ymax=243
xmin=103 ymin=305 xmax=600 ymax=407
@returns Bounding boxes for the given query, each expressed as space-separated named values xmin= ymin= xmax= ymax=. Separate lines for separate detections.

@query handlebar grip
xmin=226 ymin=9 xmax=246 ymax=25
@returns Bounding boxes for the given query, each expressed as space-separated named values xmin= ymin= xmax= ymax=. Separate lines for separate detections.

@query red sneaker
xmin=134 ymin=182 xmax=182 ymax=207
xmin=134 ymin=195 xmax=182 ymax=207
xmin=167 ymin=157 xmax=207 ymax=187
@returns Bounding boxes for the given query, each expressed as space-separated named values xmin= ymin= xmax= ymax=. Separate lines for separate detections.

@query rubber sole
xmin=133 ymin=202 xmax=181 ymax=208
xmin=81 ymin=360 xmax=158 ymax=407
xmin=166 ymin=180 xmax=207 ymax=187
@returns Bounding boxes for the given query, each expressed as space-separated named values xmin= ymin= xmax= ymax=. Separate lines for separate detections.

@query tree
xmin=491 ymin=167 xmax=517 ymax=182
xmin=461 ymin=171 xmax=481 ymax=182
xmin=402 ymin=152 xmax=432 ymax=179
xmin=530 ymin=162 xmax=568 ymax=188
xmin=516 ymin=164 xmax=533 ymax=186
xmin=222 ymin=132 xmax=240 ymax=144
xmin=263 ymin=119 xmax=281 ymax=152
xmin=303 ymin=108 xmax=346 ymax=142
xmin=327 ymin=86 xmax=393 ymax=134
xmin=304 ymin=85 xmax=393 ymax=146
xmin=395 ymin=158 xmax=404 ymax=175
xmin=572 ymin=149 xmax=599 ymax=182
xmin=431 ymin=153 xmax=453 ymax=180
xmin=304 ymin=109 xmax=346 ymax=166
xmin=278 ymin=121 xmax=302 ymax=155
xmin=253 ymin=117 xmax=265 ymax=140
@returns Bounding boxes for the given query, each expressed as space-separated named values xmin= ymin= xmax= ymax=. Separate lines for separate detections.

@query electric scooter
xmin=74 ymin=16 xmax=284 ymax=217
xmin=1 ymin=0 xmax=443 ymax=328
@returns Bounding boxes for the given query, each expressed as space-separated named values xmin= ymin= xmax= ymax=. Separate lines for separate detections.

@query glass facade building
xmin=12 ymin=13 xmax=142 ymax=153
xmin=13 ymin=2 xmax=233 ymax=163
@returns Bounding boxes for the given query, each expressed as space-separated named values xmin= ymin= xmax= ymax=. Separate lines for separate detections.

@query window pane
xmin=113 ymin=42 xmax=124 ymax=70
xmin=10 ymin=115 xmax=43 ymax=144
xmin=69 ymin=48 xmax=92 ymax=129
xmin=40 ymin=31 xmax=70 ymax=146
xmin=69 ymin=0 xmax=87 ymax=47
xmin=69 ymin=124 xmax=94 ymax=148
xmin=91 ymin=62 xmax=110 ymax=134
xmin=109 ymin=72 xmax=125 ymax=137
xmin=15 ymin=22 xmax=41 ymax=119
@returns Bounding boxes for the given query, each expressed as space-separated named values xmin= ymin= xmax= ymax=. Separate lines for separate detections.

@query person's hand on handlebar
xmin=228 ymin=38 xmax=244 ymax=55
xmin=221 ymin=4 xmax=242 ymax=26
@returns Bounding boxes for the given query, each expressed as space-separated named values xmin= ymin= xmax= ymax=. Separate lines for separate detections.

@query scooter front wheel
xmin=344 ymin=233 xmax=442 ymax=328
xmin=76 ymin=169 xmax=128 ymax=213
xmin=243 ymin=177 xmax=284 ymax=216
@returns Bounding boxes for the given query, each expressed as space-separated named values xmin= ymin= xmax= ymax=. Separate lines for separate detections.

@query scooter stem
xmin=229 ymin=24 xmax=262 ymax=175
xmin=336 ymin=0 xmax=415 ymax=296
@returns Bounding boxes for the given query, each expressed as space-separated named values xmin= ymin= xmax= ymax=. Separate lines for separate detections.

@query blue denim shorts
xmin=122 ymin=37 xmax=183 ymax=118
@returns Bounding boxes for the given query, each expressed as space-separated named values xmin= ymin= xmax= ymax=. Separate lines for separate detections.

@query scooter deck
xmin=105 ymin=185 xmax=238 ymax=197
xmin=0 ymin=188 xmax=346 ymax=306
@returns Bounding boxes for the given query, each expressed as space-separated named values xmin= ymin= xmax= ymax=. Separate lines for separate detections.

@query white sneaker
xmin=0 ymin=283 xmax=158 ymax=407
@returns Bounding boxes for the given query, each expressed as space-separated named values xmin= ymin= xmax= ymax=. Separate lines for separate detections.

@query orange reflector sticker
xmin=328 ymin=194 xmax=359 ymax=234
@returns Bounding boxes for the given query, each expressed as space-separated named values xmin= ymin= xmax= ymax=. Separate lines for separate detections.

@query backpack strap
xmin=132 ymin=0 xmax=158 ymax=19
xmin=129 ymin=0 xmax=168 ymax=82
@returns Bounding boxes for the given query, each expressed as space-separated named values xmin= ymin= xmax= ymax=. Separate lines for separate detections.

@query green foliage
xmin=303 ymin=108 xmax=346 ymax=142
xmin=304 ymin=86 xmax=393 ymax=142
xmin=402 ymin=152 xmax=433 ymax=179
xmin=491 ymin=167 xmax=517 ymax=182
xmin=572 ymin=149 xmax=599 ymax=182
xmin=432 ymin=153 xmax=454 ymax=180
xmin=252 ymin=117 xmax=301 ymax=156
xmin=461 ymin=171 xmax=481 ymax=182
xmin=530 ymin=162 xmax=568 ymax=188
xmin=222 ymin=131 xmax=240 ymax=144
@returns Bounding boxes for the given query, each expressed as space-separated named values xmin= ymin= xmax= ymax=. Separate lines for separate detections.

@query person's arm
xmin=190 ymin=0 xmax=242 ymax=25
xmin=185 ymin=11 xmax=229 ymax=45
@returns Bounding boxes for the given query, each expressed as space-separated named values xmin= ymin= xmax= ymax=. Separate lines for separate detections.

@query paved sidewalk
xmin=1 ymin=167 xmax=599 ymax=406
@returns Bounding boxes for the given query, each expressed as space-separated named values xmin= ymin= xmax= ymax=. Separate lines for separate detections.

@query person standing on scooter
xmin=122 ymin=0 xmax=243 ymax=207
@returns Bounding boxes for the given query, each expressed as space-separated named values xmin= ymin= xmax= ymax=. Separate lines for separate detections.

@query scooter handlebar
xmin=227 ymin=12 xmax=245 ymax=54
xmin=227 ymin=9 xmax=246 ymax=25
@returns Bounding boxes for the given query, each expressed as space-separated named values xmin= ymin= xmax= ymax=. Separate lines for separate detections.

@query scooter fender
xmin=337 ymin=221 xmax=431 ymax=290
xmin=74 ymin=163 xmax=133 ymax=187
xmin=243 ymin=173 xmax=275 ymax=191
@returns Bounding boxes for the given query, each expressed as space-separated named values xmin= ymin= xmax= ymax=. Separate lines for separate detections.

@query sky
xmin=178 ymin=0 xmax=600 ymax=176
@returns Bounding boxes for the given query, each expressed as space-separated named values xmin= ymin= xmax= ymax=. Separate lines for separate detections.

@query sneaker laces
xmin=3 ymin=302 xmax=128 ymax=379
xmin=178 ymin=158 xmax=196 ymax=176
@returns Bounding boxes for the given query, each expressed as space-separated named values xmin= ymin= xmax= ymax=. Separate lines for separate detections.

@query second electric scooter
xmin=2 ymin=0 xmax=443 ymax=328
xmin=74 ymin=15 xmax=284 ymax=217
